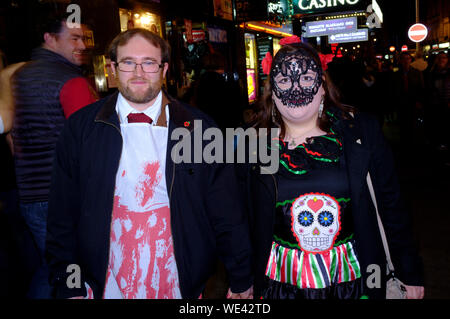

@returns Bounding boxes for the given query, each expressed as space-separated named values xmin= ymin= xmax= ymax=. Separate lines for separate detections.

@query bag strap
xmin=351 ymin=112 xmax=395 ymax=275
xmin=366 ymin=171 xmax=396 ymax=275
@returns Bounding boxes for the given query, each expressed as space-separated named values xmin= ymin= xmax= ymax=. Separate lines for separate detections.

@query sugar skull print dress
xmin=262 ymin=110 xmax=364 ymax=299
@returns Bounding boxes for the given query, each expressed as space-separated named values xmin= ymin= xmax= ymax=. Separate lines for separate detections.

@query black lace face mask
xmin=271 ymin=53 xmax=323 ymax=108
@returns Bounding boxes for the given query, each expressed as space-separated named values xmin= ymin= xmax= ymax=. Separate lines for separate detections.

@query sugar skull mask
xmin=271 ymin=53 xmax=323 ymax=108
xmin=291 ymin=193 xmax=341 ymax=253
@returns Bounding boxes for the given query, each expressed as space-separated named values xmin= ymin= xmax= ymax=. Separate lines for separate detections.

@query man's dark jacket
xmin=236 ymin=112 xmax=424 ymax=299
xmin=46 ymin=91 xmax=253 ymax=299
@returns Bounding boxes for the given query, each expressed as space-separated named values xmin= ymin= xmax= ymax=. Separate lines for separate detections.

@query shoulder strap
xmin=366 ymin=171 xmax=396 ymax=275
xmin=351 ymin=112 xmax=394 ymax=273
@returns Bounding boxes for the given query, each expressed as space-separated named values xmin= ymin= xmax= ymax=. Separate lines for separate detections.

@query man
xmin=46 ymin=28 xmax=253 ymax=299
xmin=11 ymin=14 xmax=98 ymax=298
xmin=410 ymin=50 xmax=428 ymax=72
xmin=391 ymin=52 xmax=425 ymax=146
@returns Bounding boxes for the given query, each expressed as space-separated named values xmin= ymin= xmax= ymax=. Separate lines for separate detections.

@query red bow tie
xmin=127 ymin=113 xmax=153 ymax=124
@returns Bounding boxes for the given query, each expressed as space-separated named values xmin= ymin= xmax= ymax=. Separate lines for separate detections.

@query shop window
xmin=119 ymin=8 xmax=162 ymax=36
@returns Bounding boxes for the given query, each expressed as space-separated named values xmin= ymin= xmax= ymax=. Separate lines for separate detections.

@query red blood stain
xmin=108 ymin=195 xmax=178 ymax=298
xmin=136 ymin=161 xmax=161 ymax=207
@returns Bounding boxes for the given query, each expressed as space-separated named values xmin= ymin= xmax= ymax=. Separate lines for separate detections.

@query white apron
xmin=85 ymin=120 xmax=181 ymax=299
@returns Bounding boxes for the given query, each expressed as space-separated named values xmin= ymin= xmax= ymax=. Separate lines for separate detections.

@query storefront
xmin=240 ymin=0 xmax=293 ymax=104
xmin=243 ymin=25 xmax=290 ymax=103
xmin=119 ymin=8 xmax=163 ymax=35
xmin=91 ymin=1 xmax=164 ymax=94
xmin=424 ymin=42 xmax=449 ymax=56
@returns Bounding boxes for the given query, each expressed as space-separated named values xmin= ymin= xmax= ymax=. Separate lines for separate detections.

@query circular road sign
xmin=408 ymin=23 xmax=428 ymax=42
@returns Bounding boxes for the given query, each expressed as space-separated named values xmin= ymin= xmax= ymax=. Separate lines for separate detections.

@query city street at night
xmin=0 ymin=0 xmax=449 ymax=303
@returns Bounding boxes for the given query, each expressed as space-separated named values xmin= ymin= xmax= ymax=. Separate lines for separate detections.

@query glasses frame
xmin=115 ymin=60 xmax=165 ymax=73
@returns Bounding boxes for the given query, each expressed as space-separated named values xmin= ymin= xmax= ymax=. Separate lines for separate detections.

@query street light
xmin=415 ymin=0 xmax=420 ymax=51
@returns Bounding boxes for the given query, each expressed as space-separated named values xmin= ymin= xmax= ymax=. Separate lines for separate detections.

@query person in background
xmin=391 ymin=52 xmax=425 ymax=147
xmin=410 ymin=50 xmax=428 ymax=72
xmin=11 ymin=12 xmax=98 ymax=298
xmin=0 ymin=62 xmax=25 ymax=136
xmin=239 ymin=39 xmax=424 ymax=299
xmin=46 ymin=28 xmax=253 ymax=299
xmin=425 ymin=51 xmax=449 ymax=152
xmin=0 ymin=54 xmax=33 ymax=298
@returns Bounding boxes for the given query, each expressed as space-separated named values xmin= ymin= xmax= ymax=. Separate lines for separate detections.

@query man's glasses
xmin=117 ymin=60 xmax=164 ymax=73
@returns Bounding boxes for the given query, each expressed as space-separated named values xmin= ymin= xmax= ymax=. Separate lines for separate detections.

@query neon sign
xmin=293 ymin=0 xmax=362 ymax=14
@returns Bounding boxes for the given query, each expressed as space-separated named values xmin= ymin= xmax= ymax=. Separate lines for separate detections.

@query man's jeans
xmin=20 ymin=201 xmax=52 ymax=299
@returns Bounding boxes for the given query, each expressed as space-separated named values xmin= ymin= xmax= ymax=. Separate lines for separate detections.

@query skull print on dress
xmin=271 ymin=53 xmax=323 ymax=108
xmin=291 ymin=193 xmax=341 ymax=253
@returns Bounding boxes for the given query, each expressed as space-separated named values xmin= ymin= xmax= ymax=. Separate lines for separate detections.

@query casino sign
xmin=293 ymin=0 xmax=366 ymax=15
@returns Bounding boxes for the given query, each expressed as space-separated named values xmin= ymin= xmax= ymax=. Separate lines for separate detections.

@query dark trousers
xmin=20 ymin=201 xmax=53 ymax=299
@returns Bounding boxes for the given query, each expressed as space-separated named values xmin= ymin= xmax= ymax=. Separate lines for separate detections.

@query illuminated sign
xmin=408 ymin=23 xmax=428 ymax=43
xmin=235 ymin=0 xmax=268 ymax=22
xmin=241 ymin=21 xmax=293 ymax=37
xmin=268 ymin=0 xmax=289 ymax=15
xmin=305 ymin=17 xmax=357 ymax=37
xmin=208 ymin=27 xmax=227 ymax=43
xmin=247 ymin=69 xmax=257 ymax=103
xmin=328 ymin=28 xmax=368 ymax=43
xmin=293 ymin=0 xmax=363 ymax=15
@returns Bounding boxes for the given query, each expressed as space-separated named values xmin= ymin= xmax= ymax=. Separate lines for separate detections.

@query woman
xmin=239 ymin=40 xmax=424 ymax=299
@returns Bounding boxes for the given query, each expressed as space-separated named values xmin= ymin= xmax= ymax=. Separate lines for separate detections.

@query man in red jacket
xmin=11 ymin=13 xmax=97 ymax=299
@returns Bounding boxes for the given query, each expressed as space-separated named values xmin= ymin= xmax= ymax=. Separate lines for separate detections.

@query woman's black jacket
xmin=236 ymin=112 xmax=424 ymax=299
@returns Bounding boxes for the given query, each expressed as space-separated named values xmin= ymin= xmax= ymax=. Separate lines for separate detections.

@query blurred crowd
xmin=326 ymin=50 xmax=449 ymax=156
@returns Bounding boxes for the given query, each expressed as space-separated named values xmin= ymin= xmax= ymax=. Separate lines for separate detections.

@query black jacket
xmin=46 ymin=91 xmax=253 ymax=299
xmin=237 ymin=112 xmax=424 ymax=299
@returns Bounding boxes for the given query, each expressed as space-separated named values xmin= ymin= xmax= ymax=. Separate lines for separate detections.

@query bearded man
xmin=46 ymin=28 xmax=253 ymax=299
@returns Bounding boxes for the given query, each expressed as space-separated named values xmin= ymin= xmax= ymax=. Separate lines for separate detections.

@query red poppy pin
xmin=184 ymin=121 xmax=190 ymax=127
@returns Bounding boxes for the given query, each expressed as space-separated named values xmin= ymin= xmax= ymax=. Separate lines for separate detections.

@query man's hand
xmin=404 ymin=285 xmax=424 ymax=299
xmin=226 ymin=286 xmax=253 ymax=299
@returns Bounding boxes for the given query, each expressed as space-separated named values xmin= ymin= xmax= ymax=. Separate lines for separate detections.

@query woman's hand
xmin=404 ymin=285 xmax=424 ymax=299
xmin=226 ymin=286 xmax=253 ymax=299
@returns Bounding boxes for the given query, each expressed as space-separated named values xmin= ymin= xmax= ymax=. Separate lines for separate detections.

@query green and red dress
xmin=262 ymin=117 xmax=364 ymax=299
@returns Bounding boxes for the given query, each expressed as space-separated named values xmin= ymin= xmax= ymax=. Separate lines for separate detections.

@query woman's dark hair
xmin=107 ymin=28 xmax=171 ymax=64
xmin=251 ymin=42 xmax=352 ymax=139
